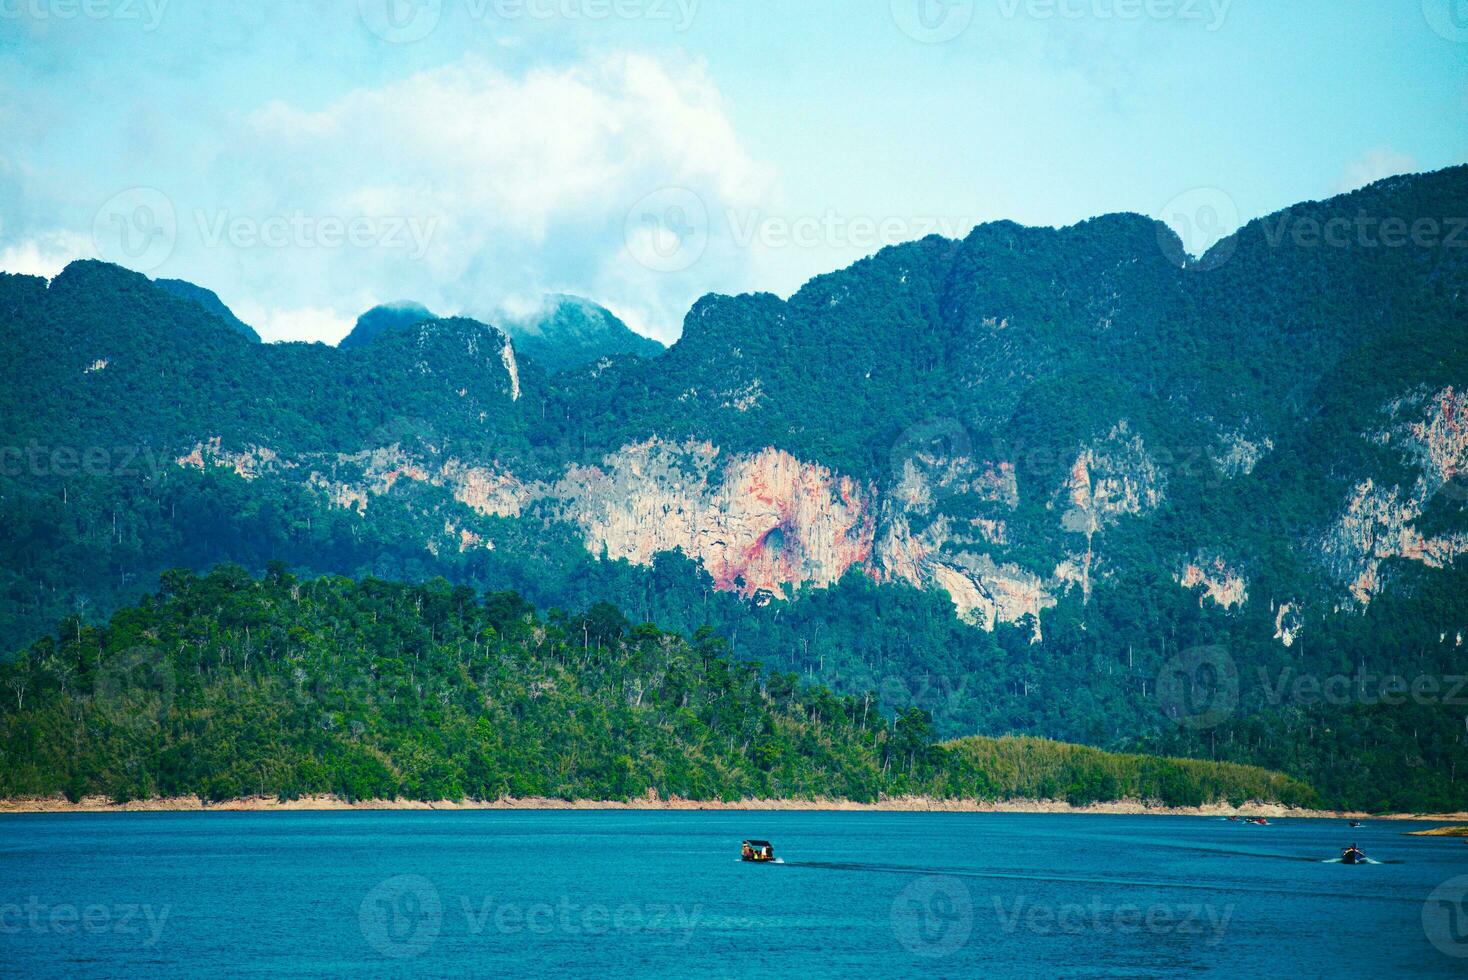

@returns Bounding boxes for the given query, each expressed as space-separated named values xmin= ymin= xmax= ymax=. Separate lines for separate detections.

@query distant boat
xmin=741 ymin=839 xmax=776 ymax=863
xmin=1348 ymin=820 xmax=1362 ymax=828
xmin=1340 ymin=844 xmax=1367 ymax=865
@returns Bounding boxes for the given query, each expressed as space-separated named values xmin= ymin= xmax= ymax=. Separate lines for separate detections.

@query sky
xmin=0 ymin=0 xmax=1464 ymax=344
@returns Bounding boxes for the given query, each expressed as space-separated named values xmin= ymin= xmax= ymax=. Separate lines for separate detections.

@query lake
xmin=2 ymin=810 xmax=1466 ymax=977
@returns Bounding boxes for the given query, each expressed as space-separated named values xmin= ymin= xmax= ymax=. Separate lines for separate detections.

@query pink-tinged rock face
xmin=1407 ymin=386 xmax=1467 ymax=490
xmin=556 ymin=440 xmax=876 ymax=599
xmin=1178 ymin=556 xmax=1248 ymax=609
xmin=1325 ymin=388 xmax=1468 ymax=604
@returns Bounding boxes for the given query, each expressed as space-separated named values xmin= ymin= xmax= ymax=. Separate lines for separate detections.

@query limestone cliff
xmin=1323 ymin=387 xmax=1468 ymax=604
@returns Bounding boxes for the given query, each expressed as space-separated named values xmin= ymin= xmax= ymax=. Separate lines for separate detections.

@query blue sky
xmin=0 ymin=0 xmax=1464 ymax=343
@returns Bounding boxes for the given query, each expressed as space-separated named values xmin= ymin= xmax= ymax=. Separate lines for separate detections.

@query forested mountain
xmin=152 ymin=278 xmax=260 ymax=342
xmin=338 ymin=301 xmax=437 ymax=350
xmin=0 ymin=166 xmax=1464 ymax=809
xmin=0 ymin=566 xmax=1313 ymax=809
xmin=501 ymin=294 xmax=665 ymax=372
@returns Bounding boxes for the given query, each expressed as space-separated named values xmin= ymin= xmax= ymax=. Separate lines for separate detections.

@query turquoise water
xmin=2 ymin=810 xmax=1467 ymax=977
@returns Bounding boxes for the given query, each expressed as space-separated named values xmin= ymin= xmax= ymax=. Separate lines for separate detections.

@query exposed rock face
xmin=177 ymin=438 xmax=287 ymax=481
xmin=171 ymin=390 xmax=1462 ymax=643
xmin=1324 ymin=388 xmax=1468 ymax=604
xmin=1212 ymin=430 xmax=1273 ymax=477
xmin=1274 ymin=602 xmax=1303 ymax=648
xmin=1052 ymin=421 xmax=1166 ymax=604
xmin=930 ymin=554 xmax=1054 ymax=637
xmin=499 ymin=338 xmax=521 ymax=402
xmin=1177 ymin=555 xmax=1248 ymax=609
xmin=553 ymin=440 xmax=873 ymax=599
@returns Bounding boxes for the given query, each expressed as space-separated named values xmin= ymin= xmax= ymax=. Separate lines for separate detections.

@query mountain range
xmin=1 ymin=165 xmax=1464 ymax=810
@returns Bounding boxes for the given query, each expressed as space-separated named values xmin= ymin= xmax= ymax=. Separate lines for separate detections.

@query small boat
xmin=1244 ymin=817 xmax=1270 ymax=826
xmin=741 ymin=839 xmax=776 ymax=863
xmin=1341 ymin=844 xmax=1367 ymax=865
xmin=1226 ymin=815 xmax=1240 ymax=822
xmin=1348 ymin=820 xmax=1362 ymax=828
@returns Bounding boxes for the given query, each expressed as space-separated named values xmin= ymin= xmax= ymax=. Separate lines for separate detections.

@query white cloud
xmin=222 ymin=52 xmax=770 ymax=343
xmin=1336 ymin=146 xmax=1418 ymax=195
xmin=0 ymin=231 xmax=94 ymax=278
xmin=232 ymin=302 xmax=355 ymax=346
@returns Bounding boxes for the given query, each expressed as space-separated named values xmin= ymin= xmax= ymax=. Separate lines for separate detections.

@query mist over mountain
xmin=338 ymin=301 xmax=437 ymax=350
xmin=502 ymin=295 xmax=665 ymax=373
xmin=1 ymin=166 xmax=1465 ymax=810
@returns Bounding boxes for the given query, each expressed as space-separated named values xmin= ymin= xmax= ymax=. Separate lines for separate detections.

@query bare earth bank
xmin=3 ymin=795 xmax=1467 ymax=821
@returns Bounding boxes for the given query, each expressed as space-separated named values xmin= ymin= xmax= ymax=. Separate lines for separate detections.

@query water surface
xmin=2 ymin=810 xmax=1466 ymax=977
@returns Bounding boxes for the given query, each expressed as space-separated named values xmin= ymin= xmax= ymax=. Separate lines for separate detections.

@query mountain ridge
xmin=1 ymin=166 xmax=1464 ymax=809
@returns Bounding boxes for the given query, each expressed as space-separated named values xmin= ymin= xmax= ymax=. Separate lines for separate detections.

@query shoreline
xmin=3 ymin=794 xmax=1466 ymax=821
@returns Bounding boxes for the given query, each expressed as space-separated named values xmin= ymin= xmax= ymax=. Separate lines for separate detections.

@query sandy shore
xmin=3 ymin=794 xmax=1467 ymax=821
xmin=1408 ymin=825 xmax=1468 ymax=836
